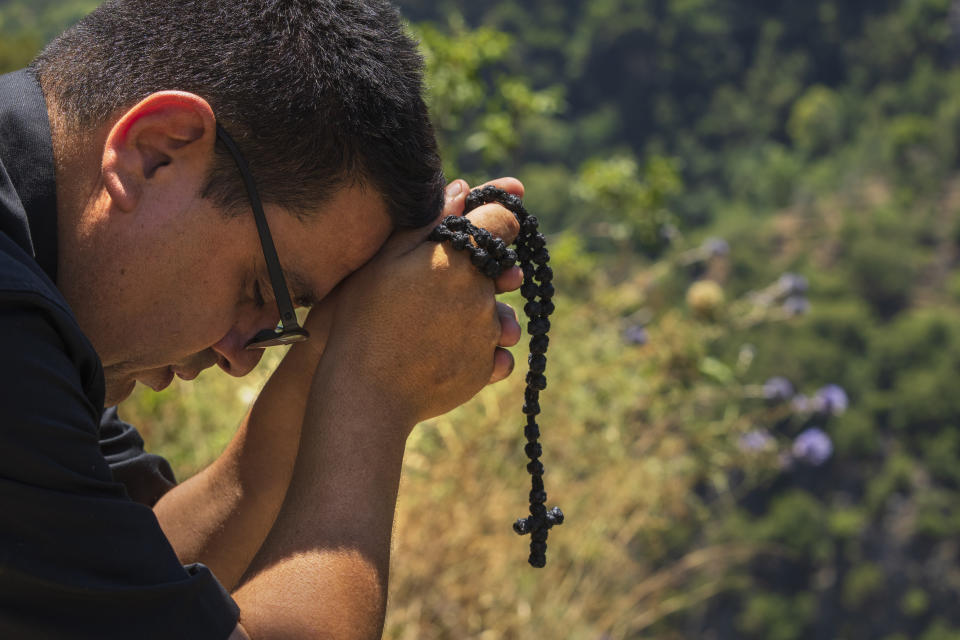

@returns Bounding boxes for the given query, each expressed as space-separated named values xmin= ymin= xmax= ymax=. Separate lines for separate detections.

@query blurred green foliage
xmin=7 ymin=0 xmax=960 ymax=637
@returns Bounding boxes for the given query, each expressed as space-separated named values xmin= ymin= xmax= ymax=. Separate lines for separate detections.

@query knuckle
xmin=468 ymin=203 xmax=520 ymax=240
xmin=488 ymin=310 xmax=503 ymax=342
xmin=498 ymin=301 xmax=518 ymax=317
xmin=504 ymin=209 xmax=521 ymax=239
xmin=490 ymin=205 xmax=519 ymax=239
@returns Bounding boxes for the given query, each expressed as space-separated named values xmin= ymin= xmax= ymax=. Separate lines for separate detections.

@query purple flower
xmin=779 ymin=273 xmax=809 ymax=296
xmin=763 ymin=376 xmax=795 ymax=402
xmin=782 ymin=296 xmax=810 ymax=317
xmin=703 ymin=237 xmax=730 ymax=258
xmin=739 ymin=429 xmax=774 ymax=452
xmin=792 ymin=428 xmax=833 ymax=466
xmin=624 ymin=325 xmax=648 ymax=346
xmin=813 ymin=384 xmax=848 ymax=416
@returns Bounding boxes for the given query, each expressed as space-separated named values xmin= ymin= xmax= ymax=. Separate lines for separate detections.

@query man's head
xmin=33 ymin=0 xmax=444 ymax=224
xmin=30 ymin=0 xmax=445 ymax=404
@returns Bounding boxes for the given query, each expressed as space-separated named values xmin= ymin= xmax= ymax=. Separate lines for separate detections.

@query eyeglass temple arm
xmin=215 ymin=124 xmax=301 ymax=330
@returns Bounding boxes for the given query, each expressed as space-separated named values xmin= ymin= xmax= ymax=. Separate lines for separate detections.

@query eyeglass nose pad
xmin=244 ymin=324 xmax=310 ymax=350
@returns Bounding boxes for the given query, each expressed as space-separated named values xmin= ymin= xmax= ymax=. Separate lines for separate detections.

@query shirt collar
xmin=0 ymin=69 xmax=59 ymax=283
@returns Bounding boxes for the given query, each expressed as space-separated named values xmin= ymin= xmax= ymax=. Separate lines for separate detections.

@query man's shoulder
xmin=0 ymin=229 xmax=65 ymax=310
xmin=0 ymin=228 xmax=103 ymax=399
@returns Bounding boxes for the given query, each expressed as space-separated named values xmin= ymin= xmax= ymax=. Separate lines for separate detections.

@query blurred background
xmin=5 ymin=0 xmax=960 ymax=637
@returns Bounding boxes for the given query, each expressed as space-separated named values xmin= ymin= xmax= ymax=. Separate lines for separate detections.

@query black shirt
xmin=0 ymin=69 xmax=239 ymax=639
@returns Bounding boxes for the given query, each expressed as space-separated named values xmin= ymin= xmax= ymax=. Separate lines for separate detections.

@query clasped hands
xmin=294 ymin=177 xmax=526 ymax=427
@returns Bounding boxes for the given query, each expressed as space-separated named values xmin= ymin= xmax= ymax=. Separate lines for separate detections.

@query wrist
xmin=310 ymin=354 xmax=418 ymax=444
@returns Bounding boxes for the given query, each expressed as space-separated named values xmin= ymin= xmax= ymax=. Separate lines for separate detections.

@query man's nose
xmin=210 ymin=310 xmax=277 ymax=377
xmin=211 ymin=329 xmax=266 ymax=377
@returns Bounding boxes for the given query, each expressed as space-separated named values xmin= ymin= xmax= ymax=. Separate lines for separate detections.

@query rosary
xmin=429 ymin=185 xmax=564 ymax=568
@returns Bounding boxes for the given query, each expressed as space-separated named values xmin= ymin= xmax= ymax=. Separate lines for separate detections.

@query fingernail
xmin=445 ymin=181 xmax=464 ymax=200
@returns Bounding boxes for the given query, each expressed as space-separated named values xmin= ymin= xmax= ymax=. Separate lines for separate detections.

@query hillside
xmin=4 ymin=1 xmax=960 ymax=637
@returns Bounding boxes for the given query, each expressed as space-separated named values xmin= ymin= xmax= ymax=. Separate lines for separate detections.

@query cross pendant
xmin=513 ymin=505 xmax=564 ymax=568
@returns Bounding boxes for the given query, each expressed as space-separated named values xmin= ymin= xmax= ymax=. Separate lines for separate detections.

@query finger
xmin=495 ymin=265 xmax=523 ymax=293
xmin=489 ymin=346 xmax=515 ymax=384
xmin=441 ymin=178 xmax=470 ymax=217
xmin=497 ymin=302 xmax=521 ymax=348
xmin=476 ymin=176 xmax=524 ymax=198
xmin=465 ymin=202 xmax=522 ymax=246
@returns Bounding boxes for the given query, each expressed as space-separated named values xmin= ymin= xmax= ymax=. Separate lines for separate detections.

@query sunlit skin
xmin=64 ymin=177 xmax=394 ymax=406
xmin=46 ymin=89 xmax=525 ymax=638
xmin=52 ymin=91 xmax=522 ymax=407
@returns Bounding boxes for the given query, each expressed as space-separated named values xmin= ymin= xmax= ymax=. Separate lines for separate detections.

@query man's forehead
xmin=270 ymin=184 xmax=393 ymax=308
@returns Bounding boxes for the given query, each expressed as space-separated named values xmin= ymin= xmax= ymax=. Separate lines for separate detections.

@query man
xmin=0 ymin=0 xmax=524 ymax=637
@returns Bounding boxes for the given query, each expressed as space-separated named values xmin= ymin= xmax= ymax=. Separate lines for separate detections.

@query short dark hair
xmin=32 ymin=0 xmax=444 ymax=228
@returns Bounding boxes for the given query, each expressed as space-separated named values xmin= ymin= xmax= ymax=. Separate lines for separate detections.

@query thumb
xmin=383 ymin=179 xmax=469 ymax=257
xmin=441 ymin=179 xmax=469 ymax=217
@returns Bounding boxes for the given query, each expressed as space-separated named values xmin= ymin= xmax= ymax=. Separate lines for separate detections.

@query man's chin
xmin=140 ymin=366 xmax=175 ymax=393
xmin=104 ymin=377 xmax=137 ymax=407
xmin=103 ymin=366 xmax=176 ymax=406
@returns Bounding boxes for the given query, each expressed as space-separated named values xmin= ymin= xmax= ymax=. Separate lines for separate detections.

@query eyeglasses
xmin=215 ymin=124 xmax=310 ymax=349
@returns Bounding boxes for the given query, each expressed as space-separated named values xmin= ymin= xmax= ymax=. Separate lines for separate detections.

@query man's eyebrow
xmin=285 ymin=269 xmax=320 ymax=308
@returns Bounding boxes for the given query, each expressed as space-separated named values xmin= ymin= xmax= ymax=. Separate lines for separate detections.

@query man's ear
xmin=101 ymin=92 xmax=217 ymax=213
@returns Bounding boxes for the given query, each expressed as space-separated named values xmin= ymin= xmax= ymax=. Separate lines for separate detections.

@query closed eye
xmin=252 ymin=280 xmax=267 ymax=308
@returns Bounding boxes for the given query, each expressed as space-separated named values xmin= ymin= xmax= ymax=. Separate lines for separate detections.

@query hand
xmin=314 ymin=177 xmax=525 ymax=426
xmin=441 ymin=177 xmax=525 ymax=383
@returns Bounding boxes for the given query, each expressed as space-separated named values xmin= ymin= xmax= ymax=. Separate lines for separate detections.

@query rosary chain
xmin=428 ymin=185 xmax=564 ymax=568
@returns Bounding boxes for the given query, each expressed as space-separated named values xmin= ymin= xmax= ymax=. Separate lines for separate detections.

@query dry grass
xmin=124 ymin=283 xmax=766 ymax=638
xmin=383 ymin=293 xmax=763 ymax=638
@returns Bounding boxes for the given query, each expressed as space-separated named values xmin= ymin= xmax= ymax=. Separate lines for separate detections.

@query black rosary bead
xmin=520 ymin=282 xmax=540 ymax=299
xmin=528 ymin=318 xmax=551 ymax=336
xmin=526 ymin=372 xmax=547 ymax=390
xmin=513 ymin=518 xmax=531 ymax=535
xmin=547 ymin=507 xmax=564 ymax=525
xmin=473 ymin=227 xmax=493 ymax=247
xmin=531 ymin=474 xmax=544 ymax=490
xmin=530 ymin=334 xmax=549 ymax=355
xmin=530 ymin=546 xmax=547 ymax=568
xmin=488 ymin=245 xmax=506 ymax=264
xmin=528 ymin=354 xmax=547 ymax=374
xmin=469 ymin=249 xmax=488 ymax=268
xmin=430 ymin=185 xmax=563 ymax=568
